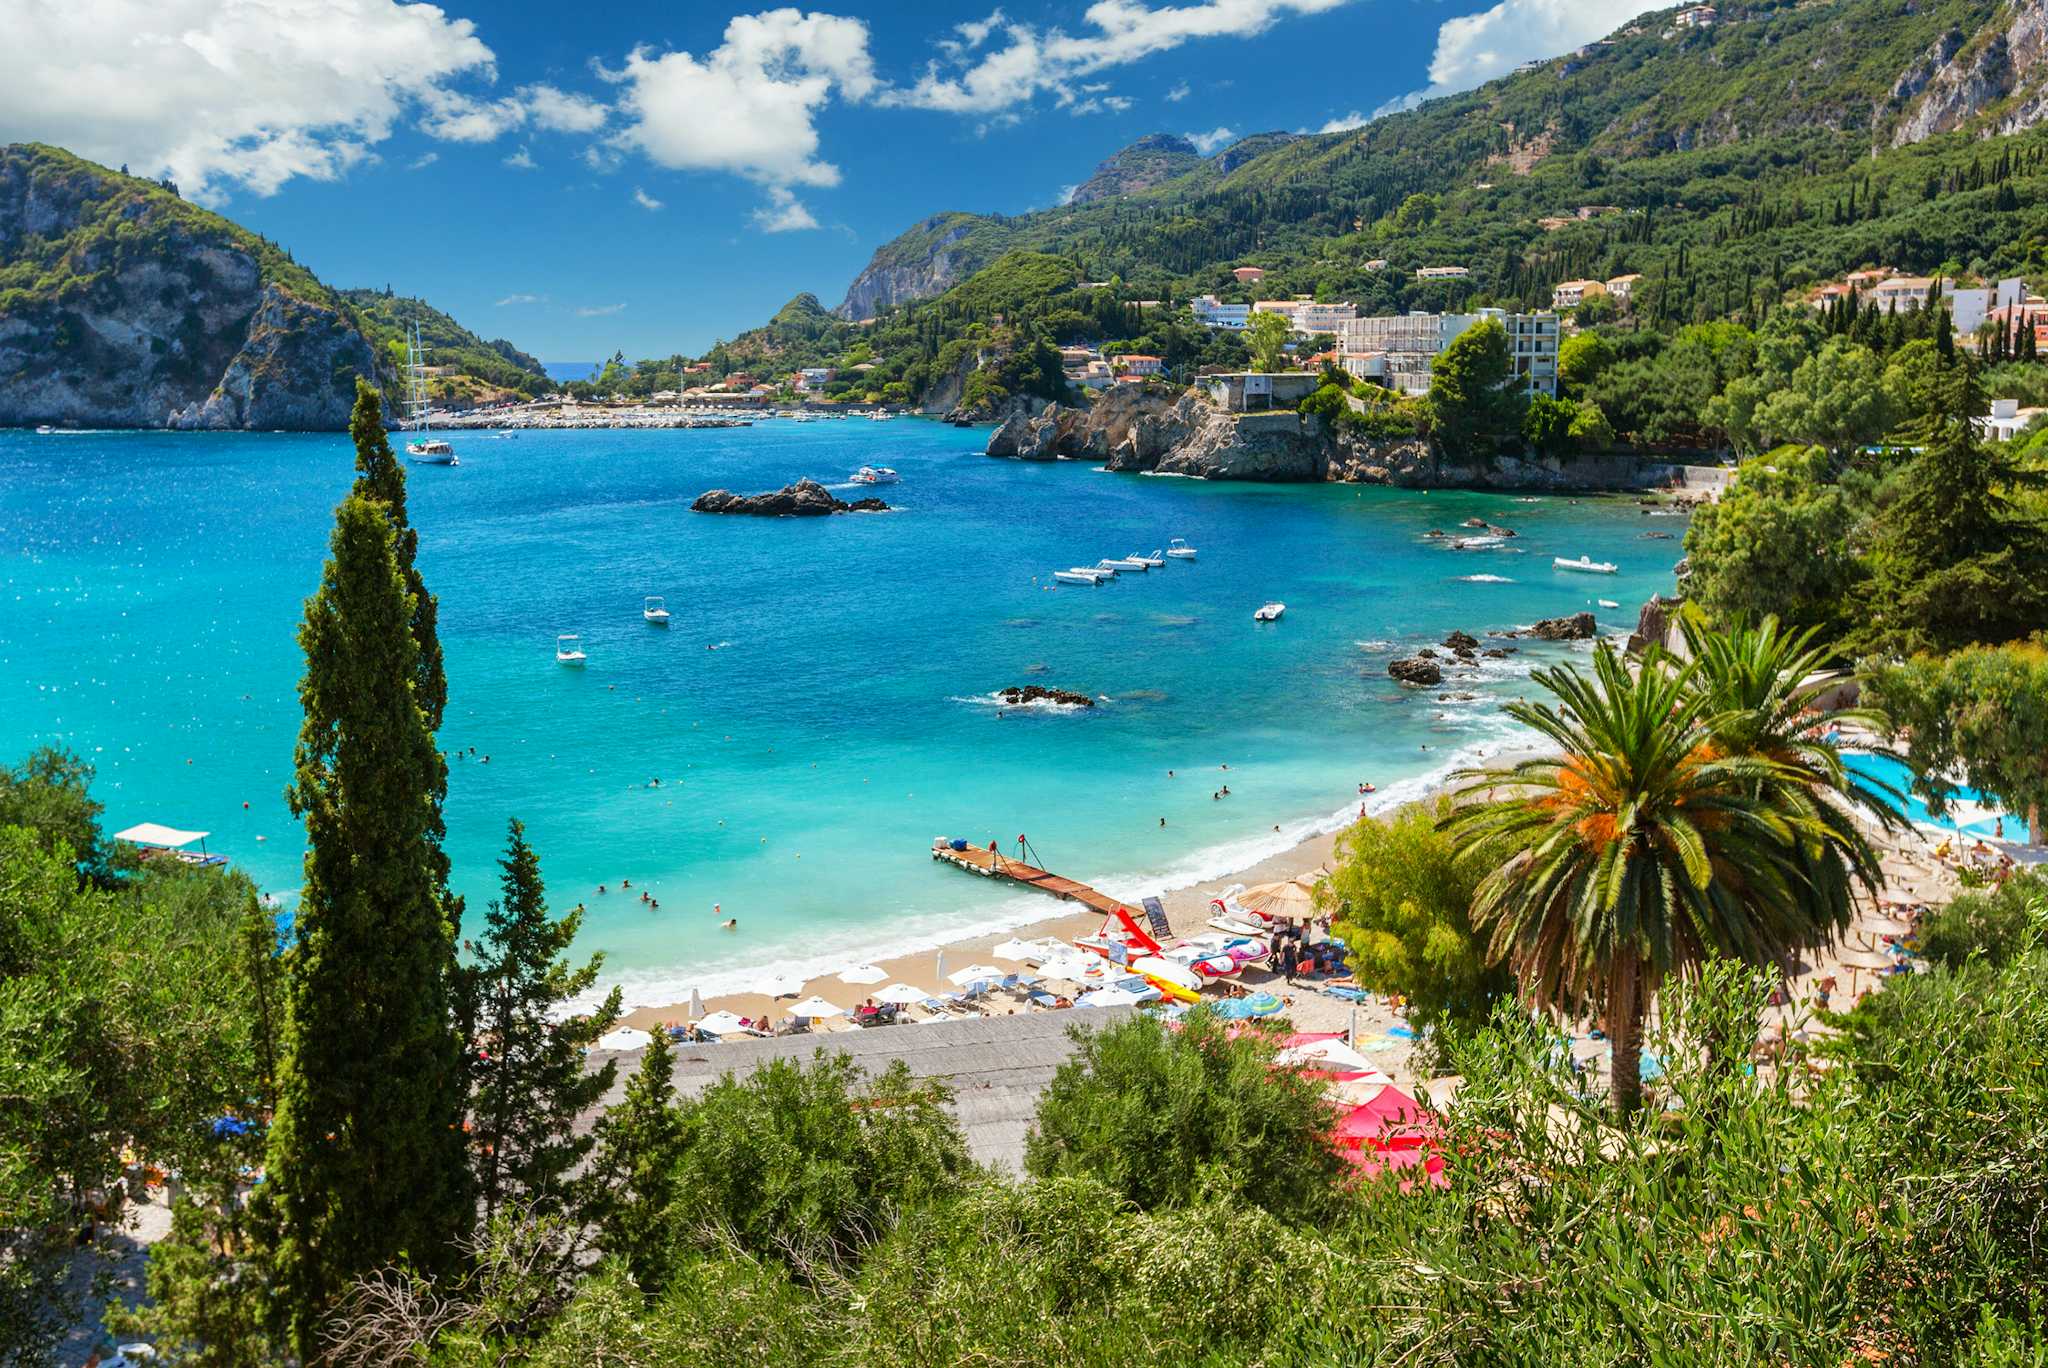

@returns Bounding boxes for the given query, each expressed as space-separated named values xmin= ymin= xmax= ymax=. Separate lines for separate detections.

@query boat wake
xmin=1456 ymin=574 xmax=1514 ymax=583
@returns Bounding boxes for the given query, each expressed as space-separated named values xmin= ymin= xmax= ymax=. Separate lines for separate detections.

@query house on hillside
xmin=1673 ymin=5 xmax=1716 ymax=28
xmin=1605 ymin=274 xmax=1642 ymax=305
xmin=1118 ymin=354 xmax=1164 ymax=377
xmin=1232 ymin=266 xmax=1266 ymax=283
xmin=1977 ymin=398 xmax=2045 ymax=441
xmin=1415 ymin=265 xmax=1470 ymax=280
xmin=1204 ymin=371 xmax=1321 ymax=412
xmin=1552 ymin=279 xmax=1608 ymax=309
xmin=1191 ymin=295 xmax=1252 ymax=329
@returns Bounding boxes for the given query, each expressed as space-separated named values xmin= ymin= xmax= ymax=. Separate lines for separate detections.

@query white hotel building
xmin=1336 ymin=308 xmax=1560 ymax=397
xmin=1190 ymin=295 xmax=1252 ymax=329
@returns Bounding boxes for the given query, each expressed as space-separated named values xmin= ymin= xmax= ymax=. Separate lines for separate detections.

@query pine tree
xmin=458 ymin=819 xmax=623 ymax=1230
xmin=260 ymin=494 xmax=470 ymax=1356
xmin=591 ymin=1030 xmax=683 ymax=1291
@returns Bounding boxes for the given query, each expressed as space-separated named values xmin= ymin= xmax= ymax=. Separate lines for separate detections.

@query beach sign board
xmin=1142 ymin=896 xmax=1171 ymax=939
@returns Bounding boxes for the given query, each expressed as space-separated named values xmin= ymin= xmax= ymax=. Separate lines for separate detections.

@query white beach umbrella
xmin=948 ymin=963 xmax=1007 ymax=987
xmin=991 ymin=938 xmax=1038 ymax=962
xmin=787 ymin=996 xmax=846 ymax=1019
xmin=874 ymin=982 xmax=932 ymax=1006
xmin=759 ymin=971 xmax=806 ymax=998
xmin=695 ymin=1010 xmax=751 ymax=1036
xmin=1076 ymin=985 xmax=1145 ymax=1008
xmin=1037 ymin=954 xmax=1106 ymax=983
xmin=838 ymin=963 xmax=887 ymax=985
xmin=595 ymin=1026 xmax=652 ymax=1052
xmin=1323 ymin=1076 xmax=1399 ymax=1107
xmin=1278 ymin=1039 xmax=1385 ymax=1075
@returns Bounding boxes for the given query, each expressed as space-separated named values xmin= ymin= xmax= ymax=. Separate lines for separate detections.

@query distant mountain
xmin=830 ymin=0 xmax=2048 ymax=324
xmin=0 ymin=143 xmax=544 ymax=429
xmin=1068 ymin=133 xmax=1206 ymax=204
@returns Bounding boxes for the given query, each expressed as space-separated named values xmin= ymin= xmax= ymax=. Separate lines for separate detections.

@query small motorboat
xmin=555 ymin=634 xmax=587 ymax=666
xmin=1053 ymin=568 xmax=1107 ymax=585
xmin=1165 ymin=538 xmax=1197 ymax=559
xmin=643 ymin=596 xmax=671 ymax=625
xmin=851 ymin=465 xmax=899 ymax=484
xmin=1254 ymin=602 xmax=1285 ymax=622
xmin=1101 ymin=555 xmax=1148 ymax=571
xmin=34 ymin=425 xmax=54 ymax=435
xmin=1129 ymin=550 xmax=1165 ymax=568
xmin=1554 ymin=555 xmax=1618 ymax=575
xmin=1091 ymin=560 xmax=1123 ymax=578
xmin=1597 ymin=598 xmax=1621 ymax=609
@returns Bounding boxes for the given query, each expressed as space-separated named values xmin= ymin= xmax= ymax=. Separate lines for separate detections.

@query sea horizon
xmin=0 ymin=418 xmax=1685 ymax=1009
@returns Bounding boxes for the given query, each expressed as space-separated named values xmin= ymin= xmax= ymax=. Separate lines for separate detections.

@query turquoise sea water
xmin=0 ymin=421 xmax=1685 ymax=1007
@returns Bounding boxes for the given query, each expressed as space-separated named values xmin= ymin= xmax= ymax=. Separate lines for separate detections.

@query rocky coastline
xmin=691 ymin=479 xmax=889 ymax=516
xmin=1385 ymin=614 xmax=1596 ymax=689
xmin=985 ymin=388 xmax=1718 ymax=494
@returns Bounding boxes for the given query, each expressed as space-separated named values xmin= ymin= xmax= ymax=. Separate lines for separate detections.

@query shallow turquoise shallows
xmin=0 ymin=422 xmax=1685 ymax=1005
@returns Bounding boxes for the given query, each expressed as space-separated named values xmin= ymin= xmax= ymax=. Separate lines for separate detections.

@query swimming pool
xmin=1843 ymin=750 xmax=2021 ymax=840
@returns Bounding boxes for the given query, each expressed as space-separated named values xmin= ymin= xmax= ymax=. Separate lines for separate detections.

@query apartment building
xmin=1190 ymin=294 xmax=1252 ymax=329
xmin=1336 ymin=308 xmax=1559 ymax=397
xmin=1251 ymin=298 xmax=1359 ymax=333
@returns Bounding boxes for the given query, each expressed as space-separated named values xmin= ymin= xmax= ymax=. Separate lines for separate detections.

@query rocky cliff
xmin=835 ymin=212 xmax=989 ymax=320
xmin=988 ymin=387 xmax=1687 ymax=490
xmin=1067 ymin=133 xmax=1205 ymax=204
xmin=1892 ymin=0 xmax=2048 ymax=143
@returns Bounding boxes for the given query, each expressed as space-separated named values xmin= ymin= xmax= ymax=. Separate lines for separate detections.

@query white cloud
xmin=577 ymin=303 xmax=627 ymax=317
xmin=420 ymin=90 xmax=527 ymax=142
xmin=1057 ymin=183 xmax=1080 ymax=205
xmin=602 ymin=11 xmax=878 ymax=191
xmin=496 ymin=293 xmax=540 ymax=306
xmin=1185 ymin=126 xmax=1236 ymax=154
xmin=632 ymin=186 xmax=664 ymax=210
xmin=1414 ymin=0 xmax=1656 ymax=103
xmin=1068 ymin=93 xmax=1134 ymax=116
xmin=504 ymin=145 xmax=537 ymax=169
xmin=1165 ymin=80 xmax=1191 ymax=102
xmin=0 ymin=0 xmax=499 ymax=200
xmin=752 ymin=186 xmax=820 ymax=232
xmin=407 ymin=151 xmax=440 ymax=170
xmin=939 ymin=9 xmax=1007 ymax=58
xmin=1318 ymin=110 xmax=1370 ymax=133
xmin=888 ymin=0 xmax=1354 ymax=115
xmin=523 ymin=82 xmax=608 ymax=132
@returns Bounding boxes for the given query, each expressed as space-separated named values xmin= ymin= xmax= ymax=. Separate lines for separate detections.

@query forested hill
xmin=341 ymin=290 xmax=550 ymax=403
xmin=832 ymin=0 xmax=2048 ymax=323
xmin=0 ymin=144 xmax=546 ymax=428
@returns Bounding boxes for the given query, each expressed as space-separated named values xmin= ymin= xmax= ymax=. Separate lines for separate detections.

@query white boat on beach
xmin=1166 ymin=538 xmax=1197 ymax=559
xmin=1254 ymin=602 xmax=1285 ymax=621
xmin=1129 ymin=550 xmax=1165 ymax=567
xmin=643 ymin=596 xmax=671 ymax=625
xmin=851 ymin=465 xmax=899 ymax=484
xmin=1554 ymin=555 xmax=1618 ymax=575
xmin=555 ymin=633 xmax=587 ymax=666
xmin=1054 ymin=568 xmax=1108 ymax=585
xmin=401 ymin=322 xmax=458 ymax=465
xmin=1101 ymin=555 xmax=1148 ymax=571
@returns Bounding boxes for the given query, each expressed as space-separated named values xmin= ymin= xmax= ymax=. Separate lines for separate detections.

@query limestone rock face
xmin=691 ymin=479 xmax=888 ymax=516
xmin=166 ymin=286 xmax=377 ymax=430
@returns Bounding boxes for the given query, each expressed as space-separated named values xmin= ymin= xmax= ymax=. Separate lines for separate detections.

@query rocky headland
xmin=690 ymin=479 xmax=890 ymax=516
xmin=985 ymin=387 xmax=1707 ymax=492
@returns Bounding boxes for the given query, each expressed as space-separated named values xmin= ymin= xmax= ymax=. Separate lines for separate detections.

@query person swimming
xmin=721 ymin=918 xmax=737 ymax=930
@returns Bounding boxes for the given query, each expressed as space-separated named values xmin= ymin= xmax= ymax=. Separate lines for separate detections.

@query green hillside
xmin=341 ymin=289 xmax=550 ymax=402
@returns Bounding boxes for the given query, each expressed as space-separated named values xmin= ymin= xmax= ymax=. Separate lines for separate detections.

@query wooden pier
xmin=931 ymin=842 xmax=1131 ymax=917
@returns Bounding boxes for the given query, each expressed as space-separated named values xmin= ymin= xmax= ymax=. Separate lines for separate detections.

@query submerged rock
xmin=691 ymin=479 xmax=888 ymax=516
xmin=1388 ymin=657 xmax=1444 ymax=686
xmin=996 ymin=685 xmax=1095 ymax=708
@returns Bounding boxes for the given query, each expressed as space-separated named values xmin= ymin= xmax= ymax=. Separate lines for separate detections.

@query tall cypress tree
xmin=261 ymin=491 xmax=469 ymax=1356
xmin=457 ymin=819 xmax=622 ymax=1229
xmin=590 ymin=1030 xmax=683 ymax=1291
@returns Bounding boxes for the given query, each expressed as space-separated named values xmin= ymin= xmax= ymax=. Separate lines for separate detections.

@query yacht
xmin=851 ymin=465 xmax=900 ymax=484
xmin=643 ymin=596 xmax=671 ymax=625
xmin=1254 ymin=602 xmax=1286 ymax=621
xmin=868 ymin=411 xmax=894 ymax=422
xmin=1101 ymin=555 xmax=1149 ymax=571
xmin=1554 ymin=555 xmax=1618 ymax=575
xmin=1165 ymin=538 xmax=1198 ymax=559
xmin=401 ymin=322 xmax=458 ymax=465
xmin=555 ymin=634 xmax=587 ymax=666
xmin=1053 ymin=568 xmax=1108 ymax=585
xmin=1128 ymin=550 xmax=1165 ymax=568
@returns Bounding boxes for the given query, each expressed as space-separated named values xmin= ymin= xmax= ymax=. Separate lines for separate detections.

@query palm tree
xmin=1444 ymin=641 xmax=1886 ymax=1117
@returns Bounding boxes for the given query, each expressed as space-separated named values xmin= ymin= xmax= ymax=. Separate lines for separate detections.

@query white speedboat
xmin=851 ymin=465 xmax=899 ymax=484
xmin=1597 ymin=598 xmax=1621 ymax=609
xmin=1129 ymin=550 xmax=1165 ymax=567
xmin=34 ymin=424 xmax=54 ymax=435
xmin=1166 ymin=537 xmax=1197 ymax=559
xmin=1053 ymin=568 xmax=1106 ymax=585
xmin=1254 ymin=602 xmax=1285 ymax=621
xmin=1093 ymin=559 xmax=1130 ymax=577
xmin=643 ymin=596 xmax=671 ymax=625
xmin=555 ymin=634 xmax=587 ymax=666
xmin=1554 ymin=555 xmax=1618 ymax=575
xmin=1101 ymin=555 xmax=1148 ymax=571
xmin=869 ymin=412 xmax=893 ymax=422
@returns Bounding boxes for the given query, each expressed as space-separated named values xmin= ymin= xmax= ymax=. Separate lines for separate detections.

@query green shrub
xmin=1917 ymin=871 xmax=2045 ymax=970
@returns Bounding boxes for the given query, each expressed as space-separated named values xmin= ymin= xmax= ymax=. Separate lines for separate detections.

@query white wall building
xmin=1191 ymin=294 xmax=1251 ymax=329
xmin=1336 ymin=308 xmax=1559 ymax=396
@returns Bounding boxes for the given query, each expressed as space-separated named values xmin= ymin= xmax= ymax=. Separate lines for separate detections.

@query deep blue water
xmin=0 ymin=421 xmax=1684 ymax=1006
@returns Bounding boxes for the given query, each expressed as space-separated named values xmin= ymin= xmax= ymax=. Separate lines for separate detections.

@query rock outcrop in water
xmin=691 ymin=479 xmax=889 ymax=516
xmin=1526 ymin=612 xmax=1598 ymax=641
xmin=996 ymin=685 xmax=1095 ymax=708
xmin=1387 ymin=656 xmax=1444 ymax=686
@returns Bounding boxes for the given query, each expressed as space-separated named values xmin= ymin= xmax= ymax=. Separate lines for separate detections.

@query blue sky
xmin=6 ymin=0 xmax=1658 ymax=360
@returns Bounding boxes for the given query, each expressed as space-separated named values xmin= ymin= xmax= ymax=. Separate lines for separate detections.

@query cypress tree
xmin=457 ymin=819 xmax=623 ymax=1230
xmin=261 ymin=493 xmax=470 ymax=1356
xmin=348 ymin=381 xmax=446 ymax=732
xmin=591 ymin=1030 xmax=684 ymax=1291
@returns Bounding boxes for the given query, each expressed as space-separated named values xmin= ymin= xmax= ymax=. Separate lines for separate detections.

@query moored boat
xmin=1165 ymin=537 xmax=1197 ymax=559
xmin=851 ymin=465 xmax=899 ymax=484
xmin=555 ymin=633 xmax=587 ymax=666
xmin=1554 ymin=555 xmax=1618 ymax=574
xmin=1053 ymin=568 xmax=1107 ymax=585
xmin=1253 ymin=602 xmax=1285 ymax=621
xmin=643 ymin=596 xmax=671 ymax=624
